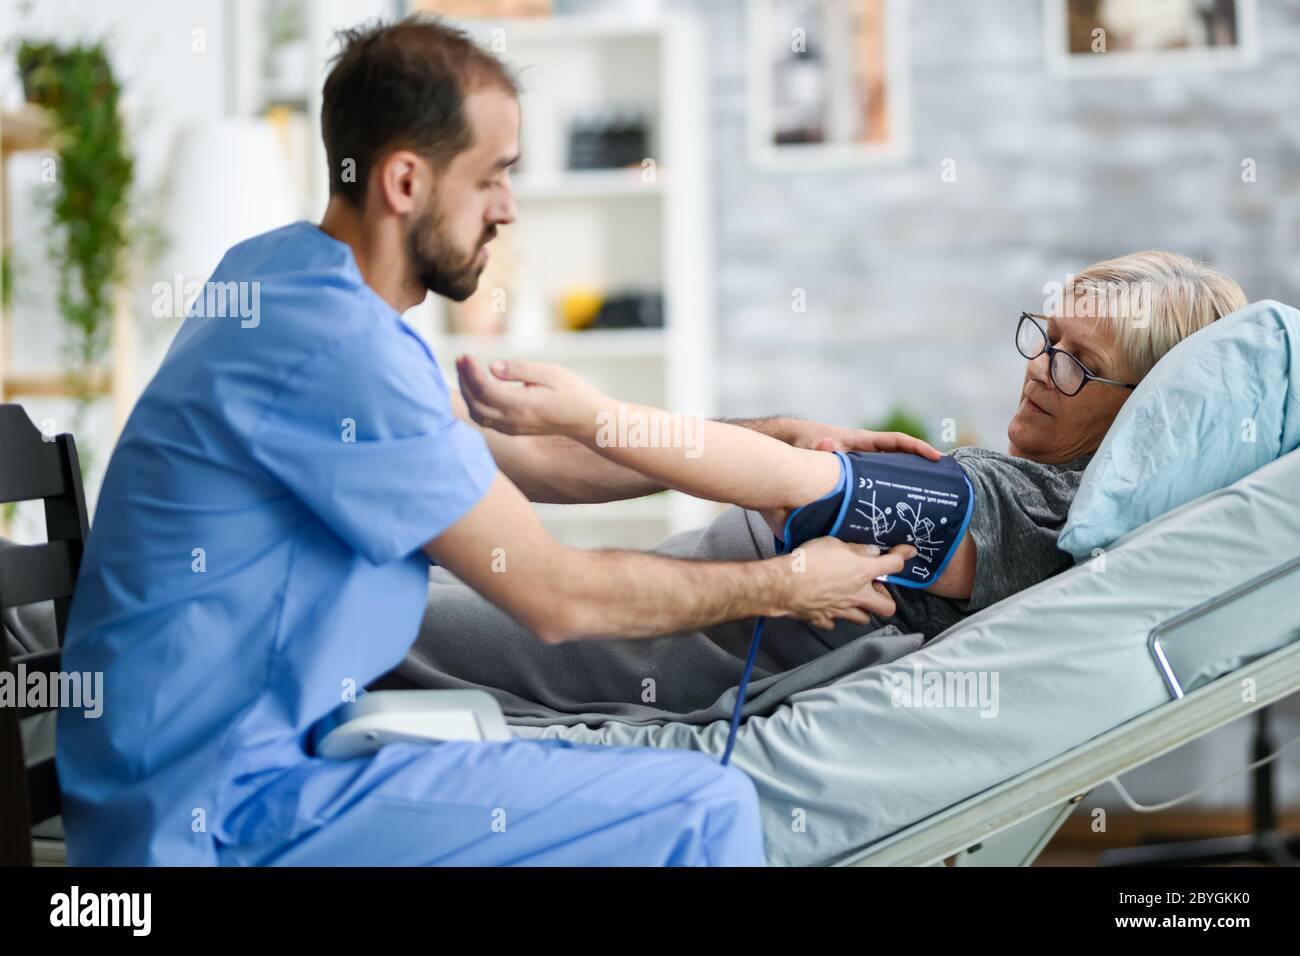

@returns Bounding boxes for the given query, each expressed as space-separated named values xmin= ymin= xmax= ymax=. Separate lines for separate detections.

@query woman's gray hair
xmin=1069 ymin=251 xmax=1248 ymax=378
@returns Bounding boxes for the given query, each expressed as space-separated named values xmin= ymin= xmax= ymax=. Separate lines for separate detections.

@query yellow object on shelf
xmin=558 ymin=287 xmax=604 ymax=331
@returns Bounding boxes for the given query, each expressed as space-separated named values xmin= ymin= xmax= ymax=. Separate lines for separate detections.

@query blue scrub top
xmin=58 ymin=222 xmax=498 ymax=865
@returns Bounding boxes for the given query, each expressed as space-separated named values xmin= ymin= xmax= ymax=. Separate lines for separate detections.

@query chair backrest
xmin=0 ymin=404 xmax=90 ymax=641
xmin=0 ymin=404 xmax=90 ymax=865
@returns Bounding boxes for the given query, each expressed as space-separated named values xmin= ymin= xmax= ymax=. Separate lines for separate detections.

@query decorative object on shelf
xmin=1045 ymin=0 xmax=1258 ymax=76
xmin=565 ymin=107 xmax=650 ymax=171
xmin=748 ymin=0 xmax=907 ymax=168
xmin=589 ymin=290 xmax=663 ymax=331
xmin=12 ymin=40 xmax=134 ymax=438
xmin=260 ymin=0 xmax=311 ymax=110
xmin=555 ymin=287 xmax=663 ymax=332
xmin=424 ymin=13 xmax=715 ymax=545
xmin=17 ymin=41 xmax=59 ymax=104
xmin=161 ymin=118 xmax=297 ymax=290
xmin=557 ymin=285 xmax=604 ymax=332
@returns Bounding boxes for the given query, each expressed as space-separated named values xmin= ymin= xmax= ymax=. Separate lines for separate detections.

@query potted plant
xmin=13 ymin=40 xmax=134 ymax=437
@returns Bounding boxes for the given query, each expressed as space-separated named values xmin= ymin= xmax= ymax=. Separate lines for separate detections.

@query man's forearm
xmin=428 ymin=473 xmax=786 ymax=642
xmin=716 ymin=416 xmax=800 ymax=441
xmin=428 ymin=471 xmax=898 ymax=644
xmin=491 ymin=432 xmax=665 ymax=503
xmin=453 ymin=384 xmax=664 ymax=503
xmin=554 ymin=547 xmax=797 ymax=639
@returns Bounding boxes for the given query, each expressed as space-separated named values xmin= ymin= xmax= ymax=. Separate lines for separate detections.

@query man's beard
xmin=406 ymin=204 xmax=493 ymax=302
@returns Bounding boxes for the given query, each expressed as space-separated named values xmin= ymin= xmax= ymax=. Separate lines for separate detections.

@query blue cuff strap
xmin=781 ymin=451 xmax=974 ymax=590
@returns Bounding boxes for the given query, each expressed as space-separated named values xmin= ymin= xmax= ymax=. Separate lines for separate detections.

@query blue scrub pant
xmin=215 ymin=738 xmax=763 ymax=866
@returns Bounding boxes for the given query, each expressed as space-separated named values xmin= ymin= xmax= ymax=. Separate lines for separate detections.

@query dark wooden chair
xmin=0 ymin=404 xmax=89 ymax=866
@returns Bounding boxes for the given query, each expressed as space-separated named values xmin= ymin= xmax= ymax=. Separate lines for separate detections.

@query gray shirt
xmin=878 ymin=446 xmax=1092 ymax=640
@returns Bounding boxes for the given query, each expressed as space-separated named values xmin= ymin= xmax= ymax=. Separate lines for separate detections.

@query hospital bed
xmin=507 ymin=443 xmax=1300 ymax=866
xmin=9 ymin=429 xmax=1300 ymax=867
xmin=275 ymin=508 xmax=1300 ymax=870
xmin=379 ymin=297 xmax=1300 ymax=865
xmin=842 ymin=593 xmax=1300 ymax=867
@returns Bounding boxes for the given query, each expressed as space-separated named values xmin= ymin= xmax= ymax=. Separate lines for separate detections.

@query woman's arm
xmin=449 ymin=379 xmax=938 ymax=508
xmin=919 ymin=533 xmax=975 ymax=600
xmin=580 ymin=397 xmax=844 ymax=511
xmin=447 ymin=385 xmax=665 ymax=503
xmin=455 ymin=355 xmax=841 ymax=512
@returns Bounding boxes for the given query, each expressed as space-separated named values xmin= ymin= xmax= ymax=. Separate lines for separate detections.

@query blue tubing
xmin=721 ymin=616 xmax=766 ymax=766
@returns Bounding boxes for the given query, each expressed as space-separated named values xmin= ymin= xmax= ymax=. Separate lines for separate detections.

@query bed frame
xmin=842 ymin=632 xmax=1300 ymax=867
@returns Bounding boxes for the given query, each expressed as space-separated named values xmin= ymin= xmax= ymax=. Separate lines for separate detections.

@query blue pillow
xmin=1059 ymin=299 xmax=1300 ymax=559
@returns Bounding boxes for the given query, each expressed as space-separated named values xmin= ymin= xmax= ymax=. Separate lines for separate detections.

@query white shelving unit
xmin=407 ymin=14 xmax=717 ymax=549
xmin=254 ymin=7 xmax=715 ymax=549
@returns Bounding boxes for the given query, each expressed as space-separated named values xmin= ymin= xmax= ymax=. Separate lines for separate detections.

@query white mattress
xmin=514 ymin=448 xmax=1300 ymax=866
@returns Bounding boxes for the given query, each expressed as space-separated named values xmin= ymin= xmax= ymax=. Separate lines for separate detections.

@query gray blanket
xmin=2 ymin=600 xmax=55 ymax=657
xmin=392 ymin=505 xmax=924 ymax=728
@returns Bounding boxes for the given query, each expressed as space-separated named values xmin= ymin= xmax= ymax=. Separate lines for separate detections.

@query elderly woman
xmin=394 ymin=251 xmax=1245 ymax=714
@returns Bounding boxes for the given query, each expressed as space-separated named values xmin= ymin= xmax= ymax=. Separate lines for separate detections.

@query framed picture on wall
xmin=1045 ymin=0 xmax=1259 ymax=77
xmin=748 ymin=0 xmax=909 ymax=169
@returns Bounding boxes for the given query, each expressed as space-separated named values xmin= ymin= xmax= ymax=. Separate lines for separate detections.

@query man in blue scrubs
xmin=57 ymin=17 xmax=907 ymax=866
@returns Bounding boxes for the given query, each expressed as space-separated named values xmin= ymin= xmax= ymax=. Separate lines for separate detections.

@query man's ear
xmin=371 ymin=148 xmax=429 ymax=216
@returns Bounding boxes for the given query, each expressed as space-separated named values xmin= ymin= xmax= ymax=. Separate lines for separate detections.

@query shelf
xmin=432 ymin=328 xmax=668 ymax=362
xmin=0 ymin=368 xmax=113 ymax=398
xmin=0 ymin=105 xmax=57 ymax=156
xmin=512 ymin=169 xmax=664 ymax=202
xmin=429 ymin=11 xmax=715 ymax=537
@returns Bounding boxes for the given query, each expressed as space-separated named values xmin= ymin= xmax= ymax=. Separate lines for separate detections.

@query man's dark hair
xmin=321 ymin=16 xmax=517 ymax=206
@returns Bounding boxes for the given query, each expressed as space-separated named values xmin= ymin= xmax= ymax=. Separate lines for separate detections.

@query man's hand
xmin=779 ymin=538 xmax=914 ymax=630
xmin=427 ymin=473 xmax=919 ymax=642
xmin=456 ymin=354 xmax=606 ymax=438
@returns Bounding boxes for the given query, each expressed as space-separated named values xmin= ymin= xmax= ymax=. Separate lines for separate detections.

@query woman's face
xmin=1007 ymin=311 xmax=1138 ymax=465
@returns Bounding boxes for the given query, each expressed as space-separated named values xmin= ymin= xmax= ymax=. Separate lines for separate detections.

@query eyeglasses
xmin=1015 ymin=312 xmax=1137 ymax=397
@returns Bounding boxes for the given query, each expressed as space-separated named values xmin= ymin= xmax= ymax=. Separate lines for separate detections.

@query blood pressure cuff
xmin=780 ymin=451 xmax=974 ymax=589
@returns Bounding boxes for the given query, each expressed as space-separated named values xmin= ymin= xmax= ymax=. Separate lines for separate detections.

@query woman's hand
xmin=784 ymin=421 xmax=942 ymax=460
xmin=456 ymin=355 xmax=609 ymax=438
